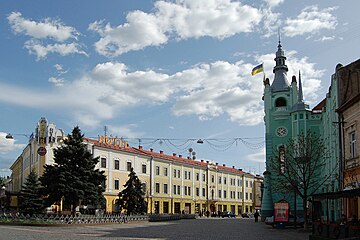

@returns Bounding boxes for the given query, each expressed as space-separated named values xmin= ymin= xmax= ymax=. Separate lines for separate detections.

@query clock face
xmin=276 ymin=127 xmax=288 ymax=137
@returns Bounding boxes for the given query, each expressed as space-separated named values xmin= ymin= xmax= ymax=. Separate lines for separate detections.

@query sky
xmin=0 ymin=0 xmax=359 ymax=177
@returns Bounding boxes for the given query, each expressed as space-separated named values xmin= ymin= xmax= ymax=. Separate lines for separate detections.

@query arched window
xmin=275 ymin=97 xmax=287 ymax=107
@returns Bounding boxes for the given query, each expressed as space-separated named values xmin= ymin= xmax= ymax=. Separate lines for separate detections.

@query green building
xmin=261 ymin=40 xmax=340 ymax=221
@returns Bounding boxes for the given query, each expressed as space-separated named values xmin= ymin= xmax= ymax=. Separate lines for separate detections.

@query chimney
xmin=232 ymin=166 xmax=235 ymax=169
xmin=206 ymin=161 xmax=209 ymax=164
xmin=179 ymin=154 xmax=182 ymax=158
xmin=223 ymin=164 xmax=226 ymax=167
xmin=160 ymin=150 xmax=163 ymax=154
xmin=216 ymin=163 xmax=218 ymax=165
xmin=173 ymin=153 xmax=177 ymax=157
xmin=201 ymin=160 xmax=204 ymax=162
xmin=138 ymin=146 xmax=143 ymax=150
xmin=150 ymin=148 xmax=153 ymax=152
xmin=239 ymin=168 xmax=242 ymax=171
xmin=187 ymin=157 xmax=190 ymax=159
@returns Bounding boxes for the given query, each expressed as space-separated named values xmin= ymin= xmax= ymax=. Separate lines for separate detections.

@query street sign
xmin=37 ymin=147 xmax=47 ymax=156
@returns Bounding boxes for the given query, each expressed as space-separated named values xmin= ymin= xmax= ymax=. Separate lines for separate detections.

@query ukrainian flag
xmin=251 ymin=63 xmax=263 ymax=76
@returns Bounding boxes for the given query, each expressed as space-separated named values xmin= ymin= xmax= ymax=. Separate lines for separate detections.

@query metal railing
xmin=0 ymin=212 xmax=149 ymax=224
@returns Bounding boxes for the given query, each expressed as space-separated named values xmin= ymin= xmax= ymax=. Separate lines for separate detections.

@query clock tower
xmin=261 ymin=40 xmax=313 ymax=219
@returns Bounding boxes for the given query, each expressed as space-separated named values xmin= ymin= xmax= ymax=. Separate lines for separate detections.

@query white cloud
xmin=89 ymin=0 xmax=262 ymax=57
xmin=263 ymin=0 xmax=284 ymax=8
xmin=246 ymin=147 xmax=265 ymax=163
xmin=0 ymin=50 xmax=324 ymax=128
xmin=8 ymin=11 xmax=79 ymax=42
xmin=25 ymin=40 xmax=88 ymax=60
xmin=54 ymin=64 xmax=63 ymax=71
xmin=284 ymin=5 xmax=338 ymax=37
xmin=48 ymin=77 xmax=65 ymax=87
xmin=315 ymin=36 xmax=335 ymax=42
xmin=0 ymin=132 xmax=25 ymax=154
xmin=108 ymin=124 xmax=143 ymax=139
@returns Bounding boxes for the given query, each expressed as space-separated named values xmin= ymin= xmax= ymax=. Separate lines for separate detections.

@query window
xmin=246 ymin=181 xmax=248 ymax=187
xmin=173 ymin=185 xmax=177 ymax=195
xmin=211 ymin=175 xmax=214 ymax=183
xmin=178 ymin=170 xmax=181 ymax=178
xmin=164 ymin=167 xmax=168 ymax=176
xmin=237 ymin=191 xmax=241 ymax=199
xmin=250 ymin=193 xmax=253 ymax=200
xmin=101 ymin=157 xmax=106 ymax=168
xmin=202 ymin=188 xmax=206 ymax=197
xmin=114 ymin=159 xmax=119 ymax=170
xmin=279 ymin=145 xmax=286 ymax=174
xmin=203 ymin=174 xmax=206 ymax=181
xmin=224 ymin=177 xmax=227 ymax=184
xmin=188 ymin=186 xmax=191 ymax=196
xmin=164 ymin=184 xmax=168 ymax=194
xmin=142 ymin=183 xmax=147 ymax=193
xmin=174 ymin=169 xmax=177 ymax=178
xmin=177 ymin=185 xmax=180 ymax=195
xmin=184 ymin=171 xmax=188 ymax=179
xmin=188 ymin=171 xmax=191 ymax=179
xmin=196 ymin=187 xmax=199 ymax=196
xmin=196 ymin=173 xmax=199 ymax=181
xmin=219 ymin=177 xmax=222 ymax=184
xmin=155 ymin=183 xmax=160 ymax=193
xmin=275 ymin=97 xmax=286 ymax=107
xmin=127 ymin=162 xmax=132 ymax=171
xmin=350 ymin=131 xmax=357 ymax=158
xmin=184 ymin=186 xmax=187 ymax=195
xmin=114 ymin=179 xmax=119 ymax=190
xmin=218 ymin=190 xmax=222 ymax=198
xmin=246 ymin=192 xmax=248 ymax=200
xmin=142 ymin=164 xmax=147 ymax=174
xmin=250 ymin=181 xmax=253 ymax=188
xmin=224 ymin=190 xmax=227 ymax=199
xmin=156 ymin=166 xmax=160 ymax=175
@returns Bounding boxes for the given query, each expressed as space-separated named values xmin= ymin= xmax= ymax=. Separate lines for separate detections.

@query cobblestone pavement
xmin=0 ymin=218 xmax=311 ymax=240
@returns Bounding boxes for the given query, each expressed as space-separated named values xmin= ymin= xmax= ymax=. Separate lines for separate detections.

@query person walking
xmin=254 ymin=210 xmax=260 ymax=222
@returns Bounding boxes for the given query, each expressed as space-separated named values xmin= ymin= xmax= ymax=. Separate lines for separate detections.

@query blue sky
xmin=0 ymin=0 xmax=359 ymax=177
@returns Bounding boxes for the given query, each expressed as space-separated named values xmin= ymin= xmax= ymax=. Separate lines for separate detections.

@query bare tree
xmin=268 ymin=130 xmax=338 ymax=229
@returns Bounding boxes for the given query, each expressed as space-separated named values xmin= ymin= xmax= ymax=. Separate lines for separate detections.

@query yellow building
xmin=9 ymin=118 xmax=257 ymax=215
xmin=87 ymin=138 xmax=256 ymax=215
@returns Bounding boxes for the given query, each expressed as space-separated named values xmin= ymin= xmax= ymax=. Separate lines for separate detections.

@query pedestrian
xmin=206 ymin=210 xmax=210 ymax=218
xmin=254 ymin=210 xmax=259 ymax=222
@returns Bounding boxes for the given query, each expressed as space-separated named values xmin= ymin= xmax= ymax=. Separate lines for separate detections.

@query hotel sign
xmin=98 ymin=135 xmax=129 ymax=148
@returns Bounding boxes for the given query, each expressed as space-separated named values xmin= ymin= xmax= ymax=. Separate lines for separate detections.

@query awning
xmin=312 ymin=188 xmax=360 ymax=200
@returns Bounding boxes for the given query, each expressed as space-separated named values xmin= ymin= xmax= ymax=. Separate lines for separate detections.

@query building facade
xmin=9 ymin=118 xmax=260 ymax=215
xmin=261 ymin=40 xmax=341 ymax=221
xmin=337 ymin=59 xmax=360 ymax=218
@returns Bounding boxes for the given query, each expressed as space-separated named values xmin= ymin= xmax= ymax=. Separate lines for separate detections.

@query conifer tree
xmin=40 ymin=126 xmax=106 ymax=215
xmin=19 ymin=171 xmax=44 ymax=215
xmin=117 ymin=168 xmax=146 ymax=215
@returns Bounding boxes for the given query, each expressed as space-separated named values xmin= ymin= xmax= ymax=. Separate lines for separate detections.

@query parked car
xmin=221 ymin=211 xmax=236 ymax=218
xmin=265 ymin=215 xmax=304 ymax=228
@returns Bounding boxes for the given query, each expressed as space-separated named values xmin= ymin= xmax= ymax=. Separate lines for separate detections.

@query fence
xmin=0 ymin=212 xmax=148 ymax=225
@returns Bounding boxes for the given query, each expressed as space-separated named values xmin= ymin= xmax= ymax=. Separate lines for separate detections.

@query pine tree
xmin=19 ymin=171 xmax=44 ymax=215
xmin=117 ymin=168 xmax=147 ymax=215
xmin=40 ymin=126 xmax=106 ymax=215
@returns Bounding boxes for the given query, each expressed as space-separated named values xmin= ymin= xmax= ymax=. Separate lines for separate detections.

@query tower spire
xmin=298 ymin=70 xmax=304 ymax=103
xmin=271 ymin=34 xmax=289 ymax=92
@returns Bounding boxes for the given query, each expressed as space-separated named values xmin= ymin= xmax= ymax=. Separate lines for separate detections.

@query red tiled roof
xmin=84 ymin=138 xmax=251 ymax=176
xmin=312 ymin=98 xmax=326 ymax=111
